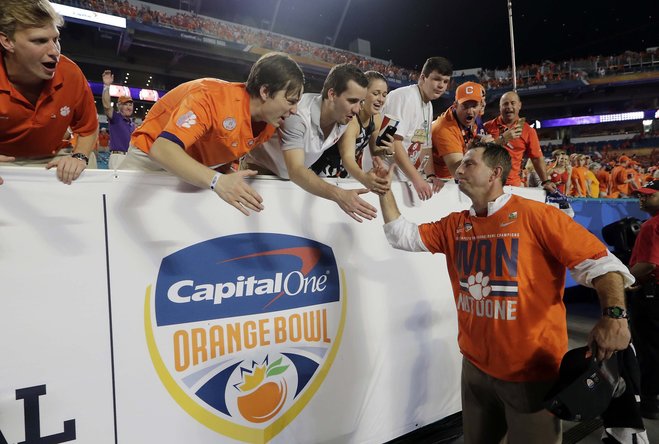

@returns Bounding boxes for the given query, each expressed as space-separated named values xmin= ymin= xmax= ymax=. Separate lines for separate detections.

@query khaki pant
xmin=461 ymin=358 xmax=561 ymax=444
xmin=108 ymin=152 xmax=127 ymax=170
xmin=118 ymin=146 xmax=164 ymax=171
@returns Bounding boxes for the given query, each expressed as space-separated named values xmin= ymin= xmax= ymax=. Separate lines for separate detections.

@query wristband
xmin=209 ymin=172 xmax=222 ymax=191
xmin=541 ymin=179 xmax=553 ymax=186
xmin=71 ymin=153 xmax=89 ymax=165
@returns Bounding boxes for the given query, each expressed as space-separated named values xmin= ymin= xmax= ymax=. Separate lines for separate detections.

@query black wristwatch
xmin=71 ymin=153 xmax=89 ymax=165
xmin=602 ymin=306 xmax=629 ymax=319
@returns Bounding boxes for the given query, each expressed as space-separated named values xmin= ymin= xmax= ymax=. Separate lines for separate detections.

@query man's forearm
xmin=102 ymin=86 xmax=113 ymax=116
xmin=630 ymin=262 xmax=656 ymax=284
xmin=75 ymin=132 xmax=99 ymax=157
xmin=531 ymin=156 xmax=549 ymax=182
xmin=288 ymin=166 xmax=340 ymax=202
xmin=150 ymin=139 xmax=215 ymax=189
xmin=421 ymin=147 xmax=434 ymax=176
xmin=393 ymin=141 xmax=424 ymax=182
xmin=592 ymin=272 xmax=626 ymax=308
xmin=379 ymin=190 xmax=401 ymax=223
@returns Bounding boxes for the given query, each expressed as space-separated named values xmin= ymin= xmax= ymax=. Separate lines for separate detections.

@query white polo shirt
xmin=245 ymin=93 xmax=347 ymax=179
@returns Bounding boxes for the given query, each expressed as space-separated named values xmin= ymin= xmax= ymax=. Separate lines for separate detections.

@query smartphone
xmin=376 ymin=125 xmax=397 ymax=147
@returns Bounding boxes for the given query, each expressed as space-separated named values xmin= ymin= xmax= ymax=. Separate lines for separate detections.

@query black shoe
xmin=640 ymin=396 xmax=659 ymax=420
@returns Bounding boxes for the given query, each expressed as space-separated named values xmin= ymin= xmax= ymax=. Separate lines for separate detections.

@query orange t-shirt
xmin=131 ymin=79 xmax=276 ymax=167
xmin=431 ymin=108 xmax=476 ymax=179
xmin=596 ymin=169 xmax=610 ymax=195
xmin=0 ymin=55 xmax=98 ymax=158
xmin=610 ymin=165 xmax=630 ymax=196
xmin=484 ymin=116 xmax=543 ymax=186
xmin=570 ymin=166 xmax=588 ymax=196
xmin=418 ymin=195 xmax=607 ymax=382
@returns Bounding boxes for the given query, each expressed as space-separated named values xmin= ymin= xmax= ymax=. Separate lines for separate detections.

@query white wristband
xmin=209 ymin=172 xmax=222 ymax=191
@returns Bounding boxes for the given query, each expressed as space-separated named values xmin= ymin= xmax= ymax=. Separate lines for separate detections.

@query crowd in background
xmin=56 ymin=0 xmax=658 ymax=87
xmin=49 ymin=0 xmax=659 ymax=198
xmin=522 ymin=149 xmax=659 ymax=198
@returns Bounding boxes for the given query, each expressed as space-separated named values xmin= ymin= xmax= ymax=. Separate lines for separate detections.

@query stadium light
xmin=541 ymin=110 xmax=653 ymax=128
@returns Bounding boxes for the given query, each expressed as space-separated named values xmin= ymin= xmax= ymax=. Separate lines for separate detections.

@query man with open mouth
xmin=0 ymin=0 xmax=99 ymax=185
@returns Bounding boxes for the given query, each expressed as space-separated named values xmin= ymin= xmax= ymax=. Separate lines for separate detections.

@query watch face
xmin=605 ymin=306 xmax=627 ymax=318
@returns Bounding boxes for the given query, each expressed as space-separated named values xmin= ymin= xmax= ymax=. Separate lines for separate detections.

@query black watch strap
xmin=602 ymin=306 xmax=628 ymax=319
xmin=71 ymin=153 xmax=89 ymax=165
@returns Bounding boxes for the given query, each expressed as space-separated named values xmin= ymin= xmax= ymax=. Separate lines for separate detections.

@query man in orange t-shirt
xmin=376 ymin=142 xmax=632 ymax=443
xmin=484 ymin=91 xmax=555 ymax=191
xmin=610 ymin=155 xmax=633 ymax=198
xmin=0 ymin=0 xmax=99 ymax=184
xmin=122 ymin=52 xmax=304 ymax=215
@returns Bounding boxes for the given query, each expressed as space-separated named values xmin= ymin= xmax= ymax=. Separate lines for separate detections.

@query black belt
xmin=110 ymin=150 xmax=127 ymax=155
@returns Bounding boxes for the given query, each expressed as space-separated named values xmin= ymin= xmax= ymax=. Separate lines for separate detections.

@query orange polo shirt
xmin=0 ymin=55 xmax=98 ymax=158
xmin=131 ymin=79 xmax=276 ymax=167
xmin=484 ymin=116 xmax=543 ymax=187
xmin=431 ymin=108 xmax=475 ymax=179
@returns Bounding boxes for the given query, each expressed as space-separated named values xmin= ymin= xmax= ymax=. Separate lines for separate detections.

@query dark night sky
xmin=153 ymin=0 xmax=658 ymax=71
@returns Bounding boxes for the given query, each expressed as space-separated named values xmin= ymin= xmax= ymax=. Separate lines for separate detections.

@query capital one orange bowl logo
xmin=144 ymin=233 xmax=346 ymax=443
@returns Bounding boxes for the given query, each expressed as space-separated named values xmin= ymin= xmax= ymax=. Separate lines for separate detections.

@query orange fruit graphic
xmin=237 ymin=380 xmax=288 ymax=423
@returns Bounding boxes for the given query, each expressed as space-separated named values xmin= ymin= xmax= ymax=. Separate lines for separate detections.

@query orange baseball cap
xmin=618 ymin=155 xmax=631 ymax=163
xmin=118 ymin=96 xmax=133 ymax=104
xmin=455 ymin=82 xmax=485 ymax=104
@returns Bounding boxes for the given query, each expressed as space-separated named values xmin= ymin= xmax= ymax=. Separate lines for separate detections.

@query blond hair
xmin=0 ymin=0 xmax=63 ymax=40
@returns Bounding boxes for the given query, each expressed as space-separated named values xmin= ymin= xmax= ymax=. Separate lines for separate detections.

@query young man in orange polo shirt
xmin=0 ymin=0 xmax=99 ymax=184
xmin=377 ymin=142 xmax=633 ymax=443
xmin=121 ymin=52 xmax=304 ymax=216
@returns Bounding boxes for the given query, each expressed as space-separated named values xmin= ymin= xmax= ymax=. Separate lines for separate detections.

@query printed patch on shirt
xmin=177 ymin=111 xmax=197 ymax=129
xmin=60 ymin=106 xmax=70 ymax=117
xmin=223 ymin=117 xmax=237 ymax=131
xmin=500 ymin=212 xmax=518 ymax=227
xmin=464 ymin=223 xmax=473 ymax=232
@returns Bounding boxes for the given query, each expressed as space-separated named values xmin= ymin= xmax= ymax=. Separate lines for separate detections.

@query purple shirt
xmin=108 ymin=111 xmax=135 ymax=152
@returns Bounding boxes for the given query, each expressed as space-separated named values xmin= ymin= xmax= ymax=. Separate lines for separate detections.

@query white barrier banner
xmin=0 ymin=167 xmax=541 ymax=443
